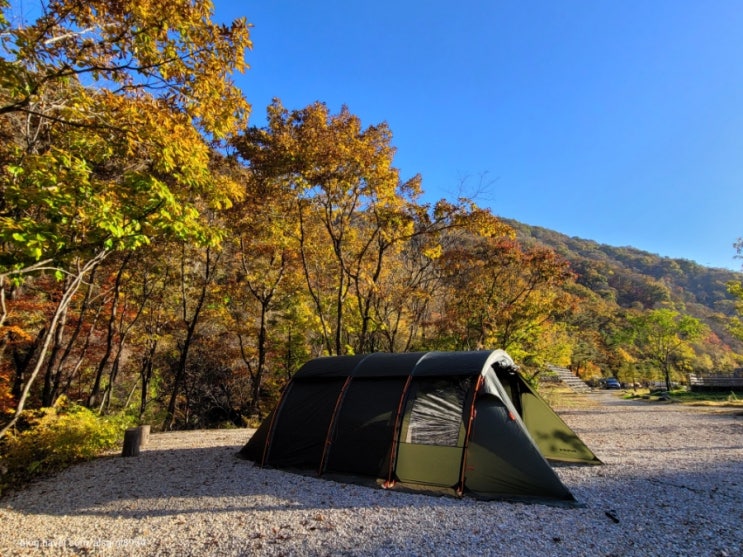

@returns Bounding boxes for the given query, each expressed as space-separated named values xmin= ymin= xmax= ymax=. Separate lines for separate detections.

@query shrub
xmin=0 ymin=396 xmax=133 ymax=496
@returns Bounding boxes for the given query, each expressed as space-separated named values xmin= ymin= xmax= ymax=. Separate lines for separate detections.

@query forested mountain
xmin=505 ymin=219 xmax=743 ymax=353
xmin=506 ymin=219 xmax=739 ymax=307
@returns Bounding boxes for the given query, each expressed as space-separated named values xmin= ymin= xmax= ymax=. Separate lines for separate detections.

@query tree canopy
xmin=0 ymin=0 xmax=251 ymax=436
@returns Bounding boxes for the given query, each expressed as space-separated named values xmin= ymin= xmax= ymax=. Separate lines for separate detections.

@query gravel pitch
xmin=1 ymin=392 xmax=741 ymax=556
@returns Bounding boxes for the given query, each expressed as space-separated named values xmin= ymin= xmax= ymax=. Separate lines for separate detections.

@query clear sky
xmin=225 ymin=2 xmax=740 ymax=270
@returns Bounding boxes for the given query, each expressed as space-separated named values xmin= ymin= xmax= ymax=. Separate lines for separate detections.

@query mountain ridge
xmin=503 ymin=218 xmax=743 ymax=354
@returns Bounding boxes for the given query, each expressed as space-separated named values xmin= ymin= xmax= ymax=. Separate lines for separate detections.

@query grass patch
xmin=624 ymin=388 xmax=743 ymax=407
xmin=668 ymin=390 xmax=743 ymax=407
xmin=537 ymin=383 xmax=600 ymax=410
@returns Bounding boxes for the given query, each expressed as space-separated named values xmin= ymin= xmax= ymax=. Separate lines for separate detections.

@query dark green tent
xmin=239 ymin=350 xmax=600 ymax=503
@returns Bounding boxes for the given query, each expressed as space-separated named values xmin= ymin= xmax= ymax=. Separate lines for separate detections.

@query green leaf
xmin=6 ymin=165 xmax=23 ymax=177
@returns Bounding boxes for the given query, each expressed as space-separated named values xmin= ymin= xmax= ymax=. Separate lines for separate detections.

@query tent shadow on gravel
xmin=3 ymin=443 xmax=575 ymax=518
xmin=3 ymin=439 xmax=741 ymax=521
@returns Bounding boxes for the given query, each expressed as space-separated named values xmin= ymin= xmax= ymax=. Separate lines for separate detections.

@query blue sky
xmin=212 ymin=1 xmax=743 ymax=270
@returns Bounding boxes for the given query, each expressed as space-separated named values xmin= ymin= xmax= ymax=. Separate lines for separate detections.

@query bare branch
xmin=43 ymin=26 xmax=96 ymax=46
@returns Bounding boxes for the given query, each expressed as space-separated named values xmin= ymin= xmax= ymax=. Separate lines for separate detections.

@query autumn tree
xmin=629 ymin=308 xmax=707 ymax=391
xmin=561 ymin=282 xmax=627 ymax=380
xmin=219 ymin=155 xmax=308 ymax=415
xmin=356 ymin=199 xmax=510 ymax=353
xmin=122 ymin=246 xmax=175 ymax=420
xmin=726 ymin=239 xmax=743 ymax=342
xmin=1 ymin=0 xmax=250 ymax=273
xmin=0 ymin=0 xmax=251 ymax=437
xmin=435 ymin=234 xmax=575 ymax=363
xmin=369 ymin=232 xmax=441 ymax=352
xmin=727 ymin=282 xmax=743 ymax=342
xmin=162 ymin=242 xmax=222 ymax=430
xmin=231 ymin=101 xmax=522 ymax=358
xmin=232 ymin=100 xmax=424 ymax=355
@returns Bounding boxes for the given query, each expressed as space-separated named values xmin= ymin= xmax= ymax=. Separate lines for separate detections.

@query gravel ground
xmin=1 ymin=392 xmax=741 ymax=557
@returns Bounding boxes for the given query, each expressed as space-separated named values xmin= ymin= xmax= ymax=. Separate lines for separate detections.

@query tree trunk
xmin=49 ymin=267 xmax=99 ymax=404
xmin=163 ymin=246 xmax=217 ymax=430
xmin=0 ymin=252 xmax=108 ymax=440
xmin=139 ymin=341 xmax=158 ymax=420
xmin=87 ymin=260 xmax=128 ymax=408
xmin=41 ymin=295 xmax=69 ymax=406
xmin=246 ymin=296 xmax=271 ymax=417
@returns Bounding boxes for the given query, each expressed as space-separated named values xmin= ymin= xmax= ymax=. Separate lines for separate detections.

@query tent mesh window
xmin=405 ymin=377 xmax=472 ymax=446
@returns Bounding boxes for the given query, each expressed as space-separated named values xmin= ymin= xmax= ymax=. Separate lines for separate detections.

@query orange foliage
xmin=0 ymin=355 xmax=15 ymax=416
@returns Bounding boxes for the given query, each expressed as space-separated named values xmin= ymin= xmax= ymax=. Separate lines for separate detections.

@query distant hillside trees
xmin=507 ymin=219 xmax=743 ymax=377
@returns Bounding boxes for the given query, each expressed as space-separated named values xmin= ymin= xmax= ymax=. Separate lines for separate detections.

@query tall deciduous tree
xmin=727 ymin=281 xmax=743 ymax=341
xmin=726 ymin=238 xmax=743 ymax=342
xmin=232 ymin=100 xmax=514 ymax=356
xmin=163 ymin=242 xmax=221 ymax=430
xmin=223 ymin=157 xmax=303 ymax=416
xmin=629 ymin=308 xmax=707 ymax=391
xmin=233 ymin=99 xmax=421 ymax=355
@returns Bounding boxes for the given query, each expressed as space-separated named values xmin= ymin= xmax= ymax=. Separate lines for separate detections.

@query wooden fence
xmin=688 ymin=374 xmax=743 ymax=392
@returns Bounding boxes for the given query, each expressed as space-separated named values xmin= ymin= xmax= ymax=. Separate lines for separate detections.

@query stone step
xmin=546 ymin=364 xmax=592 ymax=393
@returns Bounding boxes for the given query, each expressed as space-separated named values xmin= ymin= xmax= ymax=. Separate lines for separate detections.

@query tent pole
xmin=259 ymin=382 xmax=294 ymax=467
xmin=456 ymin=375 xmax=484 ymax=496
xmin=383 ymin=374 xmax=413 ymax=488
xmin=318 ymin=376 xmax=353 ymax=475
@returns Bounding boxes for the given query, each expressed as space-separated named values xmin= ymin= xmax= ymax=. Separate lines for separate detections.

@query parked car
xmin=604 ymin=378 xmax=622 ymax=389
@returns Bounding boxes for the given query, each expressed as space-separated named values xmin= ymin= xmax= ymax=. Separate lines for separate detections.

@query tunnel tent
xmin=239 ymin=350 xmax=600 ymax=503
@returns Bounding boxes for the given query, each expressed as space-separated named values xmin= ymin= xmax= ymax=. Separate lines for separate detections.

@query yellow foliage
xmin=0 ymin=397 xmax=132 ymax=494
xmin=579 ymin=361 xmax=603 ymax=380
xmin=0 ymin=371 xmax=13 ymax=417
xmin=616 ymin=346 xmax=637 ymax=364
xmin=421 ymin=244 xmax=443 ymax=260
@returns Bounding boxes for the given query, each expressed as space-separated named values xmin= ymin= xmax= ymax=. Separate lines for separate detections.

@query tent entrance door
xmin=394 ymin=376 xmax=471 ymax=488
xmin=395 ymin=443 xmax=461 ymax=487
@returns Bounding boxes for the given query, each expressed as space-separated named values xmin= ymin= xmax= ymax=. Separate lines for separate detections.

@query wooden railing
xmin=688 ymin=374 xmax=743 ymax=391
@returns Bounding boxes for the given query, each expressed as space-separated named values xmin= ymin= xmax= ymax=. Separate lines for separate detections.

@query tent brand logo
xmin=238 ymin=350 xmax=601 ymax=503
